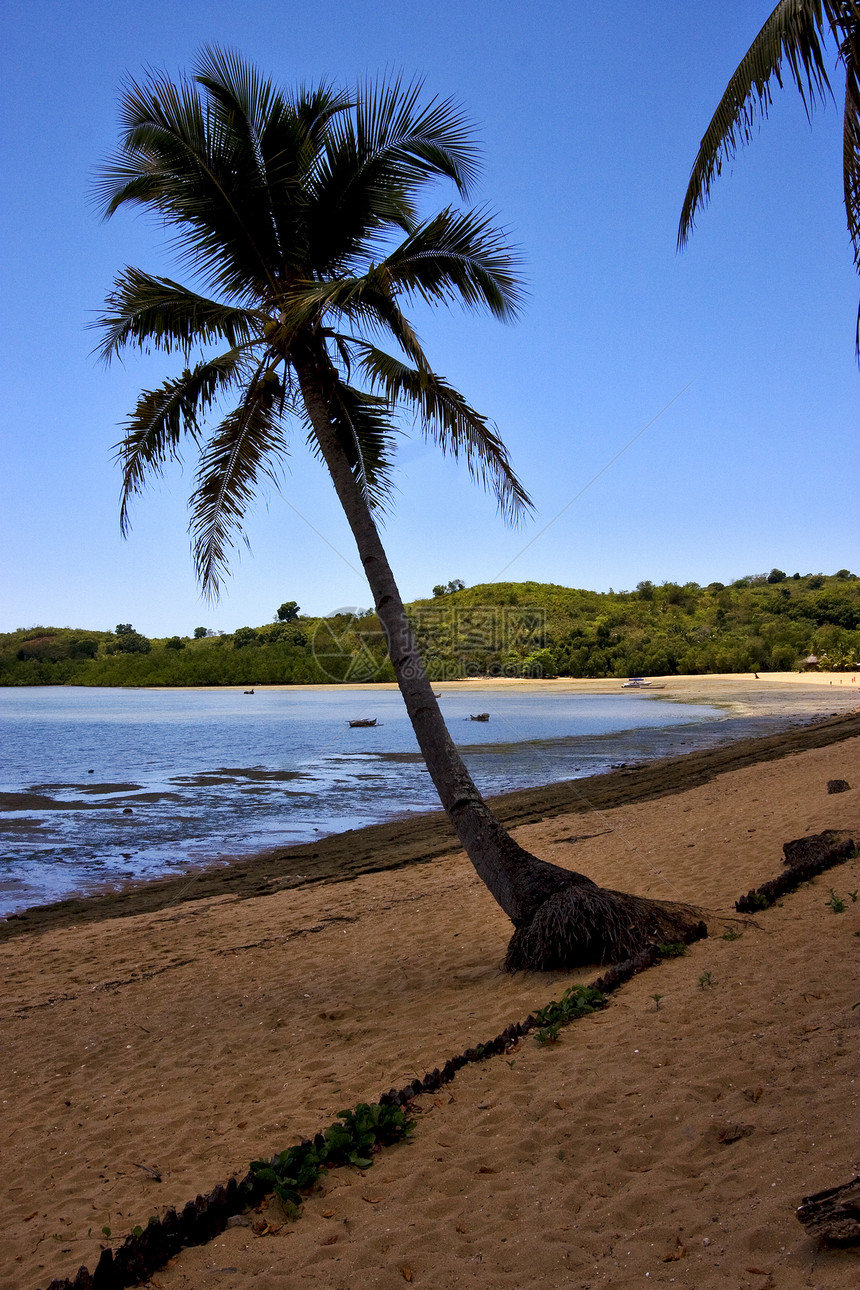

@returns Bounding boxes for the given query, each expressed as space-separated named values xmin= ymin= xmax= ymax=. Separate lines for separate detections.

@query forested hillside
xmin=1 ymin=570 xmax=857 ymax=686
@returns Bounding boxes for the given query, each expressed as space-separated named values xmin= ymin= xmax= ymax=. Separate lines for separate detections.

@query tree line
xmin=1 ymin=571 xmax=857 ymax=687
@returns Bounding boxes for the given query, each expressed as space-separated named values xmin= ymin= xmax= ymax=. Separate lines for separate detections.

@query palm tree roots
xmin=504 ymin=881 xmax=706 ymax=972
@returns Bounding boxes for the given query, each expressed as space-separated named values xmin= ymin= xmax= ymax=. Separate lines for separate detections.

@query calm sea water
xmin=0 ymin=685 xmax=774 ymax=915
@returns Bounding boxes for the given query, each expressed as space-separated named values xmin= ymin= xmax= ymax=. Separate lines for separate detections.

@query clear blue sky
xmin=1 ymin=0 xmax=857 ymax=637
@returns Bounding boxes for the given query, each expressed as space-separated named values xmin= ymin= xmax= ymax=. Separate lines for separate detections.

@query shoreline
xmin=5 ymin=704 xmax=858 ymax=941
xmin=6 ymin=669 xmax=857 ymax=697
xmin=2 ymin=718 xmax=858 ymax=1289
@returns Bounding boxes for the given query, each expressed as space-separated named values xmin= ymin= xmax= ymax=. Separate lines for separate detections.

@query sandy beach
xmin=1 ymin=677 xmax=859 ymax=1288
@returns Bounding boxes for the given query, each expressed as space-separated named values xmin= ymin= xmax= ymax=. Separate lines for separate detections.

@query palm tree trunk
xmin=296 ymin=362 xmax=579 ymax=926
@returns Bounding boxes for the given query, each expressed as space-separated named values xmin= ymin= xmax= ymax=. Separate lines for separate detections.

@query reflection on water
xmin=0 ymin=685 xmax=784 ymax=915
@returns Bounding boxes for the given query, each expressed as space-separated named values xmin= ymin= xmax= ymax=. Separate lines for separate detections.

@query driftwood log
xmin=781 ymin=829 xmax=856 ymax=867
xmin=796 ymin=1176 xmax=860 ymax=1245
xmin=735 ymin=830 xmax=856 ymax=913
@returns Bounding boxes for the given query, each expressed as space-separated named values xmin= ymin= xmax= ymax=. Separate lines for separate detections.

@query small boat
xmin=469 ymin=712 xmax=490 ymax=721
xmin=348 ymin=718 xmax=378 ymax=727
xmin=621 ymin=678 xmax=665 ymax=689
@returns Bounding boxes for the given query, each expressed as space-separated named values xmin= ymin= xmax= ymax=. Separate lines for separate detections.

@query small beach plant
xmin=533 ymin=984 xmax=607 ymax=1042
xmin=250 ymin=1101 xmax=412 ymax=1217
xmin=825 ymin=888 xmax=846 ymax=913
xmin=96 ymin=50 xmax=705 ymax=969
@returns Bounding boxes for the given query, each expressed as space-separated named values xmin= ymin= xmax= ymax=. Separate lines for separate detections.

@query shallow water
xmin=0 ymin=685 xmax=782 ymax=914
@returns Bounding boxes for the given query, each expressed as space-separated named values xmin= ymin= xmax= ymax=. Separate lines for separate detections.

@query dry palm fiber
xmin=505 ymin=882 xmax=705 ymax=971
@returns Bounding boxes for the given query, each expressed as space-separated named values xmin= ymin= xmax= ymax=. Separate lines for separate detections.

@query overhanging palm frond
xmin=189 ymin=371 xmax=289 ymax=597
xmin=116 ymin=351 xmax=248 ymax=536
xmin=355 ymin=343 xmax=532 ymax=522
xmin=95 ymin=268 xmax=261 ymax=362
xmin=383 ymin=206 xmax=526 ymax=322
xmin=840 ymin=13 xmax=860 ymax=349
xmin=840 ymin=14 xmax=860 ymax=258
xmin=679 ymin=0 xmax=835 ymax=247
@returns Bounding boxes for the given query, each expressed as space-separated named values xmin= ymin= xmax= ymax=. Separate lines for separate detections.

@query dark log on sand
xmin=796 ymin=1176 xmax=860 ymax=1245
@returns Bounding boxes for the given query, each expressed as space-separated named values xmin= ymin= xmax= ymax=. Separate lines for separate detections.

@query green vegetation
xmin=533 ymin=984 xmax=607 ymax=1043
xmin=825 ymin=888 xmax=846 ymax=914
xmin=249 ymin=1101 xmax=413 ymax=1217
xmin=655 ymin=941 xmax=688 ymax=958
xmin=1 ymin=571 xmax=857 ymax=686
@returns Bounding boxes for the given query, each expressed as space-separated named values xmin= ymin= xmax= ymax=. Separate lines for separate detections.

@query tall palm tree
xmin=678 ymin=1 xmax=860 ymax=348
xmin=96 ymin=48 xmax=700 ymax=969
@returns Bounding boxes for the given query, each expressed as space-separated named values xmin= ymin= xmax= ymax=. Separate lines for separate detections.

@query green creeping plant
xmin=533 ymin=985 xmax=607 ymax=1044
xmin=250 ymin=1102 xmax=413 ymax=1217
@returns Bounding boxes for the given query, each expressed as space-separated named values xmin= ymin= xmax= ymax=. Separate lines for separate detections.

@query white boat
xmin=621 ymin=678 xmax=665 ymax=689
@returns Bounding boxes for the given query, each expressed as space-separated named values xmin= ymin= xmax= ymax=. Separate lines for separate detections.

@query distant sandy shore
xmin=2 ymin=718 xmax=857 ymax=1289
xmin=154 ymin=669 xmax=859 ymax=696
xmin=169 ymin=670 xmax=860 ymax=721
xmin=200 ymin=668 xmax=860 ymax=694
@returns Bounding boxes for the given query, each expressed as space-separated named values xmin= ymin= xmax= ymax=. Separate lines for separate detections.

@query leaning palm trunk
xmin=99 ymin=53 xmax=704 ymax=971
xmin=299 ymin=362 xmax=704 ymax=968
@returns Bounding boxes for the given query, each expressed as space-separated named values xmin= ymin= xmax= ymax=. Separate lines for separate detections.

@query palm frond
xmin=116 ymin=350 xmax=247 ymax=536
xmin=840 ymin=14 xmax=860 ymax=261
xmin=355 ymin=343 xmax=532 ymax=522
xmin=383 ymin=206 xmax=525 ymax=321
xmin=274 ymin=270 xmax=428 ymax=367
xmin=189 ymin=367 xmax=289 ymax=597
xmin=95 ymin=267 xmax=261 ymax=362
xmin=351 ymin=73 xmax=481 ymax=198
xmin=96 ymin=63 xmax=281 ymax=301
xmin=679 ymin=0 xmax=835 ymax=246
xmin=307 ymin=75 xmax=482 ymax=273
xmin=324 ymin=383 xmax=399 ymax=511
xmin=193 ymin=45 xmax=341 ymax=278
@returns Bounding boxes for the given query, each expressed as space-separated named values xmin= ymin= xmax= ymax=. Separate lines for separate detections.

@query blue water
xmin=0 ymin=685 xmax=744 ymax=914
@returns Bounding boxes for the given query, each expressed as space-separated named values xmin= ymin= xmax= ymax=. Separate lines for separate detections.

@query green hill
xmin=1 ymin=569 xmax=858 ymax=687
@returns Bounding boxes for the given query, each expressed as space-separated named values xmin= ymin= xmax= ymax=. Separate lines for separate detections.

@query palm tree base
xmin=504 ymin=882 xmax=706 ymax=971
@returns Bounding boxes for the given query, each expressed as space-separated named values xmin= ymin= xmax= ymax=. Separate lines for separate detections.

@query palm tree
xmin=678 ymin=1 xmax=860 ymax=348
xmin=96 ymin=48 xmax=701 ymax=969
